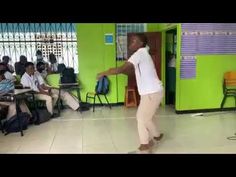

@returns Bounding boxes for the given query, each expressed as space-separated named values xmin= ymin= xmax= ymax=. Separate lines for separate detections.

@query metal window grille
xmin=0 ymin=23 xmax=79 ymax=73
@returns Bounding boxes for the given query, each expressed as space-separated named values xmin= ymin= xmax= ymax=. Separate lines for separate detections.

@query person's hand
xmin=48 ymin=88 xmax=52 ymax=94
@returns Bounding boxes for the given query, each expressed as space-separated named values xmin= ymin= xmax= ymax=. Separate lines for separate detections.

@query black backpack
xmin=57 ymin=63 xmax=66 ymax=73
xmin=61 ymin=67 xmax=76 ymax=84
xmin=0 ymin=104 xmax=8 ymax=120
xmin=3 ymin=112 xmax=30 ymax=134
xmin=31 ymin=108 xmax=51 ymax=125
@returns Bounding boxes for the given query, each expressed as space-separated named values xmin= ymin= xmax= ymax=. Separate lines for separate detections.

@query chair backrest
xmin=46 ymin=73 xmax=60 ymax=88
xmin=224 ymin=71 xmax=236 ymax=87
xmin=95 ymin=76 xmax=109 ymax=94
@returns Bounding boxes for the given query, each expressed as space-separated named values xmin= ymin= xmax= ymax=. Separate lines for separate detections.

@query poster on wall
xmin=105 ymin=33 xmax=114 ymax=45
xmin=181 ymin=23 xmax=236 ymax=79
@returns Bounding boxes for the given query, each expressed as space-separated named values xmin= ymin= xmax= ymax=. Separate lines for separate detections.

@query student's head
xmin=36 ymin=50 xmax=42 ymax=56
xmin=128 ymin=33 xmax=148 ymax=52
xmin=0 ymin=70 xmax=6 ymax=82
xmin=2 ymin=56 xmax=10 ymax=64
xmin=19 ymin=55 xmax=27 ymax=64
xmin=36 ymin=62 xmax=45 ymax=73
xmin=0 ymin=62 xmax=7 ymax=71
xmin=49 ymin=53 xmax=57 ymax=64
xmin=25 ymin=62 xmax=35 ymax=76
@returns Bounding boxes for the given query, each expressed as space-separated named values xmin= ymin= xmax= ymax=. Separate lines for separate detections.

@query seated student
xmin=0 ymin=63 xmax=16 ymax=82
xmin=20 ymin=62 xmax=58 ymax=117
xmin=36 ymin=62 xmax=80 ymax=111
xmin=2 ymin=56 xmax=14 ymax=73
xmin=34 ymin=50 xmax=48 ymax=64
xmin=48 ymin=53 xmax=58 ymax=73
xmin=0 ymin=70 xmax=32 ymax=120
xmin=15 ymin=55 xmax=28 ymax=76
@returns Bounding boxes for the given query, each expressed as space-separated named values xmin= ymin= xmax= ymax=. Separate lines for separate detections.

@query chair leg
xmin=0 ymin=121 xmax=4 ymax=133
xmin=221 ymin=95 xmax=227 ymax=109
xmin=234 ymin=96 xmax=236 ymax=110
xmin=86 ymin=93 xmax=89 ymax=103
xmin=60 ymin=99 xmax=64 ymax=109
xmin=104 ymin=95 xmax=111 ymax=109
xmin=93 ymin=95 xmax=96 ymax=112
xmin=97 ymin=94 xmax=103 ymax=106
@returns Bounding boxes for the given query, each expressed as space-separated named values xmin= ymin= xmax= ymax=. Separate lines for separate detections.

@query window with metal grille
xmin=0 ymin=23 xmax=78 ymax=73
xmin=116 ymin=23 xmax=146 ymax=60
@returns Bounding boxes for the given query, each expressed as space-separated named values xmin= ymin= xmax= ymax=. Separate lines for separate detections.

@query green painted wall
xmin=116 ymin=61 xmax=128 ymax=103
xmin=147 ymin=24 xmax=159 ymax=32
xmin=179 ymin=55 xmax=236 ymax=110
xmin=77 ymin=23 xmax=117 ymax=104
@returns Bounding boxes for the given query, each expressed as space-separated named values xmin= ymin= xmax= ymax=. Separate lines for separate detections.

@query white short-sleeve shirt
xmin=128 ymin=47 xmax=163 ymax=95
xmin=20 ymin=72 xmax=40 ymax=92
xmin=34 ymin=71 xmax=45 ymax=86
xmin=4 ymin=71 xmax=16 ymax=82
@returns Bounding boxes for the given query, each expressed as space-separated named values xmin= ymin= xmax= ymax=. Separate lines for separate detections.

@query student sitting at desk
xmin=0 ymin=63 xmax=16 ymax=83
xmin=35 ymin=62 xmax=80 ymax=112
xmin=21 ymin=62 xmax=58 ymax=117
xmin=0 ymin=70 xmax=32 ymax=120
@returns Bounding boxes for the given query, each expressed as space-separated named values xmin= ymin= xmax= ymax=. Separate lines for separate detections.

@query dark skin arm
xmin=97 ymin=61 xmax=134 ymax=80
xmin=38 ymin=86 xmax=50 ymax=95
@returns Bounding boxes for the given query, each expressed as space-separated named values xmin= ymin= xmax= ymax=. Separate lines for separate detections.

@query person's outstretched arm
xmin=97 ymin=61 xmax=133 ymax=80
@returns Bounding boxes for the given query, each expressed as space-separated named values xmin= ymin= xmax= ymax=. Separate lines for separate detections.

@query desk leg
xmin=77 ymin=88 xmax=82 ymax=113
xmin=16 ymin=99 xmax=24 ymax=136
xmin=58 ymin=88 xmax=61 ymax=116
xmin=77 ymin=89 xmax=81 ymax=102
xmin=32 ymin=93 xmax=40 ymax=125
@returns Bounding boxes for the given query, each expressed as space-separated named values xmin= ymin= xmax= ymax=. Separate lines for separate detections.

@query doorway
xmin=165 ymin=28 xmax=177 ymax=105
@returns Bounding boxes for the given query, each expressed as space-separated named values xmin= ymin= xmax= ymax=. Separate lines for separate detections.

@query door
xmin=127 ymin=32 xmax=162 ymax=104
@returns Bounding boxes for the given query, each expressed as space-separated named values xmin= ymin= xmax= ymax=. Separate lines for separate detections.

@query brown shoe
xmin=149 ymin=140 xmax=154 ymax=147
xmin=154 ymin=133 xmax=164 ymax=141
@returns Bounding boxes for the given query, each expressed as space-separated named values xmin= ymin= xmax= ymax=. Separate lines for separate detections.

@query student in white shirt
xmin=48 ymin=53 xmax=58 ymax=73
xmin=0 ymin=63 xmax=16 ymax=82
xmin=36 ymin=62 xmax=80 ymax=111
xmin=21 ymin=62 xmax=56 ymax=117
xmin=97 ymin=34 xmax=164 ymax=153
xmin=0 ymin=70 xmax=32 ymax=120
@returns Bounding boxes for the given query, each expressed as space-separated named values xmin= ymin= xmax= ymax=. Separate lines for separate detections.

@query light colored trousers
xmin=136 ymin=91 xmax=163 ymax=145
xmin=0 ymin=101 xmax=32 ymax=120
xmin=35 ymin=89 xmax=80 ymax=115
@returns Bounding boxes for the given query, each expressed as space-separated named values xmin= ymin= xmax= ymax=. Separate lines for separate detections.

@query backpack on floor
xmin=31 ymin=108 xmax=51 ymax=125
xmin=3 ymin=112 xmax=30 ymax=134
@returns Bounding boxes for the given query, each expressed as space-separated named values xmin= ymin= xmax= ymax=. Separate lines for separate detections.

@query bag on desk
xmin=3 ymin=112 xmax=30 ymax=133
xmin=61 ymin=68 xmax=76 ymax=84
xmin=0 ymin=79 xmax=14 ymax=94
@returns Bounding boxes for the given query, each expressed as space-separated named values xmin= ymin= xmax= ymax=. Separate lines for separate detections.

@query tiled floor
xmin=1 ymin=105 xmax=236 ymax=154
